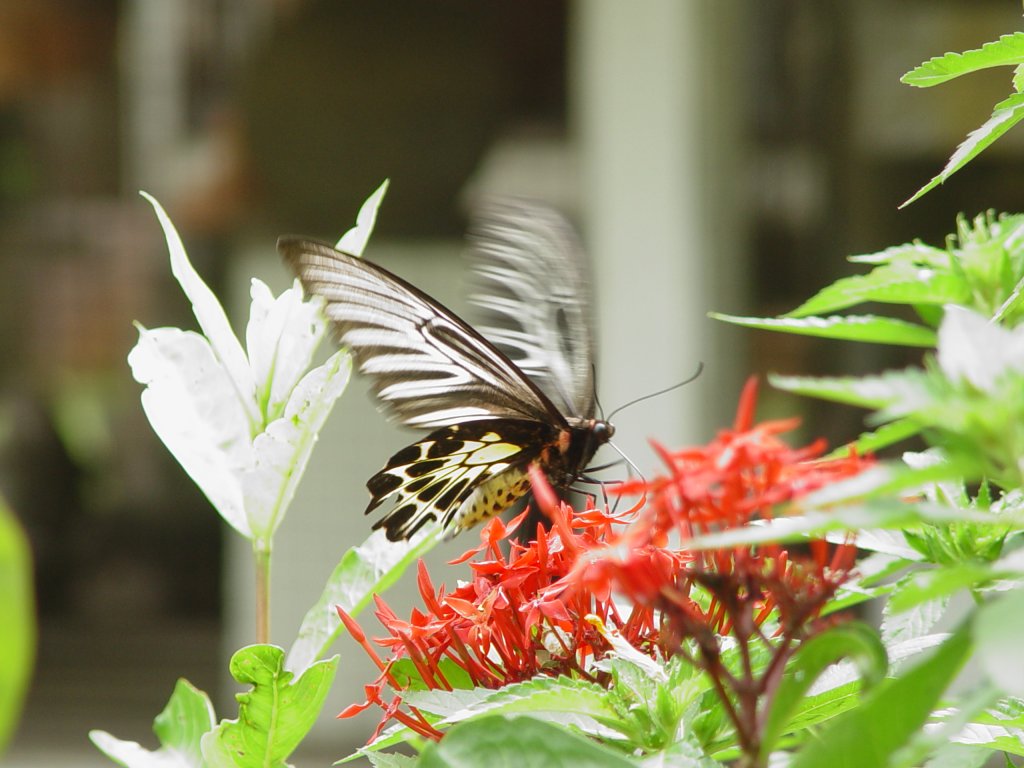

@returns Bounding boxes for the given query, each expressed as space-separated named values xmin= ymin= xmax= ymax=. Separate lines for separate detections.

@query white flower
xmin=126 ymin=192 xmax=380 ymax=546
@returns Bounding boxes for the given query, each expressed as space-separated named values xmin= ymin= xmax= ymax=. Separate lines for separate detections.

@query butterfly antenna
xmin=605 ymin=361 xmax=704 ymax=423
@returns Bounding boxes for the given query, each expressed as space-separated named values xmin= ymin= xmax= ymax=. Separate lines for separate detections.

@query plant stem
xmin=255 ymin=544 xmax=272 ymax=644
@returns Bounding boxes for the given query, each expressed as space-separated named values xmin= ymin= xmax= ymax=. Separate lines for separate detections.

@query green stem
xmin=255 ymin=544 xmax=272 ymax=644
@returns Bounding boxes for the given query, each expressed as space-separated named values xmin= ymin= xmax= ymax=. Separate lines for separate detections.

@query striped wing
xmin=278 ymin=237 xmax=567 ymax=430
xmin=470 ymin=199 xmax=596 ymax=419
xmin=366 ymin=419 xmax=554 ymax=540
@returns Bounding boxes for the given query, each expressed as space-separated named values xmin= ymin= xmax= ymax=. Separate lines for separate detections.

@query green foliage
xmin=90 ymin=679 xmax=216 ymax=768
xmin=286 ymin=526 xmax=441 ymax=674
xmin=759 ymin=622 xmax=888 ymax=761
xmin=0 ymin=494 xmax=34 ymax=757
xmin=901 ymin=32 xmax=1024 ymax=204
xmin=94 ymin=20 xmax=1024 ymax=760
xmin=202 ymin=645 xmax=337 ymax=767
xmin=789 ymin=626 xmax=972 ymax=768
xmin=415 ymin=715 xmax=643 ymax=768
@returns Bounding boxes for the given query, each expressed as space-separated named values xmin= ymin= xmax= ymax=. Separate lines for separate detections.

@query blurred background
xmin=2 ymin=1 xmax=1023 ymax=764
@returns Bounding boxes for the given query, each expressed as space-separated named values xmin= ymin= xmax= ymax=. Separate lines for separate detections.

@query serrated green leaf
xmin=901 ymin=92 xmax=1024 ymax=208
xmin=201 ymin=645 xmax=337 ymax=767
xmin=761 ymin=622 xmax=887 ymax=761
xmin=90 ymin=679 xmax=216 ymax=768
xmin=710 ymin=313 xmax=937 ymax=347
xmin=0 ymin=495 xmax=33 ymax=757
xmin=683 ymin=492 xmax=1003 ymax=553
xmin=285 ymin=527 xmax=441 ymax=674
xmin=769 ymin=370 xmax=932 ymax=413
xmin=824 ymin=418 xmax=922 ymax=459
xmin=789 ymin=625 xmax=972 ymax=768
xmin=880 ymin=593 xmax=949 ymax=649
xmin=416 ymin=715 xmax=638 ymax=768
xmin=848 ymin=242 xmax=950 ymax=267
xmin=886 ymin=561 xmax=1019 ymax=614
xmin=366 ymin=752 xmax=417 ymax=768
xmin=921 ymin=743 xmax=992 ymax=768
xmin=1014 ymin=63 xmax=1024 ymax=93
xmin=901 ymin=33 xmax=1024 ymax=88
xmin=786 ymin=268 xmax=969 ymax=317
xmin=407 ymin=676 xmax=620 ymax=737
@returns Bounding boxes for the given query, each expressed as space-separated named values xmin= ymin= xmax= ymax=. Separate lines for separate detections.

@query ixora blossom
xmin=338 ymin=378 xmax=873 ymax=748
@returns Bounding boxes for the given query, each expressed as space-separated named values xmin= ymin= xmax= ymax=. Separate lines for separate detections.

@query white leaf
xmin=336 ymin=179 xmax=389 ymax=256
xmin=245 ymin=278 xmax=327 ymax=424
xmin=937 ymin=305 xmax=1024 ymax=391
xmin=140 ymin=192 xmax=259 ymax=429
xmin=241 ymin=349 xmax=351 ymax=543
xmin=128 ymin=327 xmax=250 ymax=537
xmin=89 ymin=730 xmax=192 ymax=768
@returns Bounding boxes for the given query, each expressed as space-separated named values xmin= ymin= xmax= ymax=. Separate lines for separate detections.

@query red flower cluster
xmin=575 ymin=378 xmax=869 ymax=648
xmin=337 ymin=490 xmax=652 ymax=741
xmin=339 ymin=378 xmax=873 ymax=745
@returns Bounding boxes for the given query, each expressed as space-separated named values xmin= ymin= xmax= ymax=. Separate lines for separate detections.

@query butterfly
xmin=278 ymin=199 xmax=613 ymax=541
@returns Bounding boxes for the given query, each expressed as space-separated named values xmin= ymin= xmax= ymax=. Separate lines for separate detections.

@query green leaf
xmin=824 ymin=419 xmax=922 ymax=459
xmin=901 ymin=33 xmax=1024 ymax=88
xmin=201 ymin=645 xmax=337 ymax=767
xmin=285 ymin=527 xmax=441 ymax=674
xmin=760 ymin=622 xmax=887 ymax=760
xmin=0 ymin=495 xmax=33 ymax=756
xmin=922 ymin=743 xmax=992 ymax=768
xmin=785 ymin=268 xmax=969 ymax=318
xmin=683 ymin=491 xmax=1003 ymax=553
xmin=416 ymin=715 xmax=639 ymax=768
xmin=901 ymin=92 xmax=1024 ymax=208
xmin=709 ymin=313 xmax=937 ymax=347
xmin=789 ymin=625 xmax=972 ymax=768
xmin=847 ymin=242 xmax=950 ymax=267
xmin=366 ymin=753 xmax=417 ymax=768
xmin=769 ymin=370 xmax=933 ymax=414
xmin=336 ymin=179 xmax=389 ymax=256
xmin=90 ymin=679 xmax=216 ymax=768
xmin=1014 ymin=63 xmax=1024 ymax=93
xmin=406 ymin=676 xmax=620 ymax=737
xmin=886 ymin=560 xmax=1019 ymax=614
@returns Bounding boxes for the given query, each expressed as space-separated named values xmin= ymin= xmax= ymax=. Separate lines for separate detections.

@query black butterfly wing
xmin=278 ymin=237 xmax=567 ymax=430
xmin=469 ymin=199 xmax=597 ymax=420
xmin=364 ymin=419 xmax=557 ymax=540
xmin=279 ymin=236 xmax=587 ymax=540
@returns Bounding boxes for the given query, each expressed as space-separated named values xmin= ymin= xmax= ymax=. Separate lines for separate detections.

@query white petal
xmin=335 ymin=179 xmax=389 ymax=256
xmin=128 ymin=327 xmax=250 ymax=537
xmin=245 ymin=278 xmax=327 ymax=424
xmin=241 ymin=350 xmax=351 ymax=543
xmin=141 ymin=192 xmax=259 ymax=428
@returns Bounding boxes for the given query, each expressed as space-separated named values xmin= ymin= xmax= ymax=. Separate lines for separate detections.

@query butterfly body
xmin=279 ymin=199 xmax=610 ymax=541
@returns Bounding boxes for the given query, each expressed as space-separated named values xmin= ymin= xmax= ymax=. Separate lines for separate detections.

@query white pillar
xmin=572 ymin=0 xmax=745 ymax=465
